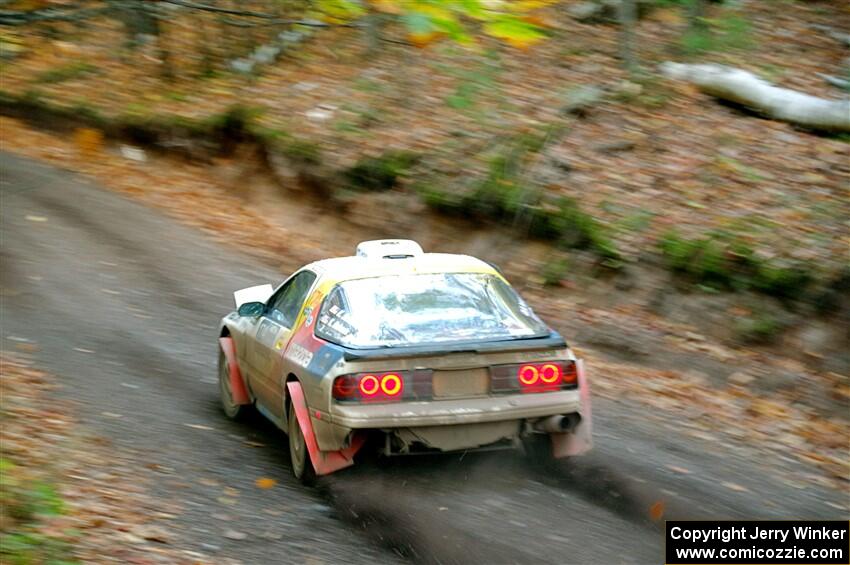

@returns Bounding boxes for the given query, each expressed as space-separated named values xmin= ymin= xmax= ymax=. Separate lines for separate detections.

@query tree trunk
xmin=687 ymin=0 xmax=706 ymax=30
xmin=108 ymin=0 xmax=160 ymax=47
xmin=619 ymin=0 xmax=638 ymax=74
xmin=660 ymin=62 xmax=850 ymax=132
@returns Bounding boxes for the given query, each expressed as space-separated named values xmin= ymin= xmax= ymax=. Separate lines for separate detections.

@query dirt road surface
xmin=1 ymin=152 xmax=844 ymax=564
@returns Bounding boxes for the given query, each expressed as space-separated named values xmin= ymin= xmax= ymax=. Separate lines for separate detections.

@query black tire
xmin=218 ymin=348 xmax=250 ymax=421
xmin=288 ymin=399 xmax=316 ymax=485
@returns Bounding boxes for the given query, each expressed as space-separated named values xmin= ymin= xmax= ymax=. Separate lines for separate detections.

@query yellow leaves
xmin=409 ymin=32 xmax=445 ymax=49
xmin=746 ymin=398 xmax=788 ymax=419
xmin=255 ymin=477 xmax=277 ymax=489
xmin=650 ymin=8 xmax=684 ymax=26
xmin=413 ymin=4 xmax=455 ymax=22
xmin=483 ymin=17 xmax=547 ymax=49
xmin=73 ymin=127 xmax=103 ymax=156
xmin=368 ymin=0 xmax=404 ymax=15
xmin=315 ymin=0 xmax=365 ymax=23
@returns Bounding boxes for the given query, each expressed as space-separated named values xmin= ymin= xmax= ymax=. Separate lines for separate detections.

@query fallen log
xmin=660 ymin=62 xmax=850 ymax=133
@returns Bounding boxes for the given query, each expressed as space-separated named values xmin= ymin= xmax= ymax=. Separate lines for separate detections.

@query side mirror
xmin=237 ymin=301 xmax=265 ymax=317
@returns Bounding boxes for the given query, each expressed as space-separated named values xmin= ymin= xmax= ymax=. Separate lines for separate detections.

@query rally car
xmin=218 ymin=240 xmax=592 ymax=482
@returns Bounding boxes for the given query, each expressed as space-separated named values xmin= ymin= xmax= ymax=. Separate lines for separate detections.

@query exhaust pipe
xmin=535 ymin=413 xmax=582 ymax=434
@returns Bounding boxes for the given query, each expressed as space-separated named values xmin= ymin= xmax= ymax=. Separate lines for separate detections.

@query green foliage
xmin=33 ymin=62 xmax=97 ymax=84
xmin=752 ymin=262 xmax=812 ymax=300
xmin=542 ymin=255 xmax=571 ymax=286
xmin=418 ymin=127 xmax=620 ymax=264
xmin=660 ymin=231 xmax=743 ymax=289
xmin=659 ymin=231 xmax=813 ymax=298
xmin=681 ymin=11 xmax=752 ymax=56
xmin=280 ymin=139 xmax=323 ymax=166
xmin=446 ymin=81 xmax=478 ymax=109
xmin=734 ymin=312 xmax=782 ymax=345
xmin=344 ymin=150 xmax=418 ymax=191
xmin=529 ymin=197 xmax=621 ymax=262
xmin=0 ymin=458 xmax=76 ymax=565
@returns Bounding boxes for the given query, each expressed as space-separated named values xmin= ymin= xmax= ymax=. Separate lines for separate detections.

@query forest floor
xmin=1 ymin=0 xmax=848 ymax=274
xmin=0 ymin=354 xmax=204 ymax=564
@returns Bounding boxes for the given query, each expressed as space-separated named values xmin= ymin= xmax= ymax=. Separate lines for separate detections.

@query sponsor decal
xmin=287 ymin=343 xmax=314 ymax=369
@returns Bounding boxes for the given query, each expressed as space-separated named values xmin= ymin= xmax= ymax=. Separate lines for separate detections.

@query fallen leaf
xmin=255 ymin=477 xmax=277 ymax=490
xmin=184 ymin=423 xmax=214 ymax=431
xmin=223 ymin=529 xmax=247 ymax=540
xmin=666 ymin=465 xmax=691 ymax=475
xmin=649 ymin=500 xmax=665 ymax=521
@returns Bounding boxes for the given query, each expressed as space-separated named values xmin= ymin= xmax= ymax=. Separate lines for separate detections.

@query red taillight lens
xmin=332 ymin=375 xmax=358 ymax=399
xmin=516 ymin=362 xmax=576 ymax=393
xmin=333 ymin=372 xmax=405 ymax=402
xmin=562 ymin=361 xmax=577 ymax=385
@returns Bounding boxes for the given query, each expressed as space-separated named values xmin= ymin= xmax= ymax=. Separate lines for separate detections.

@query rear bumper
xmin=329 ymin=390 xmax=581 ymax=428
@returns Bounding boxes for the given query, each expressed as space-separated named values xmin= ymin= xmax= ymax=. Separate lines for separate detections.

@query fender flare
xmin=552 ymin=358 xmax=593 ymax=457
xmin=219 ymin=337 xmax=251 ymax=406
xmin=286 ymin=380 xmax=365 ymax=476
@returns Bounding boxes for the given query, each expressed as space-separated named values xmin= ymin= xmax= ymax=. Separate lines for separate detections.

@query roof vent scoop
xmin=356 ymin=239 xmax=424 ymax=260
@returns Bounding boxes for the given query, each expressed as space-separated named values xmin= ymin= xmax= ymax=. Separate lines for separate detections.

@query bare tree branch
xmin=0 ymin=5 xmax=109 ymax=26
xmin=158 ymin=0 xmax=362 ymax=28
xmin=159 ymin=0 xmax=280 ymax=18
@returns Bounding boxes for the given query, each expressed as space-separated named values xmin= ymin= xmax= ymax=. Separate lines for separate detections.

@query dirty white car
xmin=218 ymin=240 xmax=592 ymax=482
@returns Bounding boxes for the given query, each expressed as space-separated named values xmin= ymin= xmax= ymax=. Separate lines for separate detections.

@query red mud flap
xmin=286 ymin=381 xmax=365 ymax=476
xmin=219 ymin=337 xmax=251 ymax=406
xmin=552 ymin=359 xmax=593 ymax=457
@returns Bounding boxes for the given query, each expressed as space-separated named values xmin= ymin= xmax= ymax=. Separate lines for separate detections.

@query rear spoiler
xmin=340 ymin=332 xmax=568 ymax=361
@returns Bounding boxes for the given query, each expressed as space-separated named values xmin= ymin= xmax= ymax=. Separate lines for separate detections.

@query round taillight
xmin=540 ymin=364 xmax=560 ymax=384
xmin=518 ymin=365 xmax=539 ymax=385
xmin=381 ymin=373 xmax=403 ymax=396
xmin=359 ymin=374 xmax=380 ymax=396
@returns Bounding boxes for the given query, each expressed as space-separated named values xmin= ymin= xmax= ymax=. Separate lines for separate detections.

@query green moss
xmin=416 ymin=183 xmax=468 ymax=215
xmin=660 ymin=230 xmax=814 ymax=298
xmin=752 ymin=262 xmax=812 ymax=299
xmin=33 ymin=61 xmax=97 ymax=84
xmin=0 ymin=458 xmax=76 ymax=564
xmin=680 ymin=10 xmax=752 ymax=56
xmin=734 ymin=312 xmax=782 ymax=345
xmin=279 ymin=139 xmax=322 ymax=166
xmin=542 ymin=255 xmax=571 ymax=286
xmin=344 ymin=150 xmax=418 ymax=191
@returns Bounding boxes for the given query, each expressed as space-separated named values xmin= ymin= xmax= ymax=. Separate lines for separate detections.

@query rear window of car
xmin=315 ymin=272 xmax=549 ymax=349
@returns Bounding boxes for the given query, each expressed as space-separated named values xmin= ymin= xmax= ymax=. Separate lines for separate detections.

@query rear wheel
xmin=218 ymin=348 xmax=249 ymax=420
xmin=288 ymin=399 xmax=316 ymax=485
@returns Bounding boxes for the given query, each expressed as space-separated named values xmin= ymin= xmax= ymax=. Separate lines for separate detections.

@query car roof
xmin=303 ymin=252 xmax=501 ymax=284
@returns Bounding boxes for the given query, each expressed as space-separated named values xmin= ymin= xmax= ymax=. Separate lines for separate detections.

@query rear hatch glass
xmin=315 ymin=272 xmax=549 ymax=349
